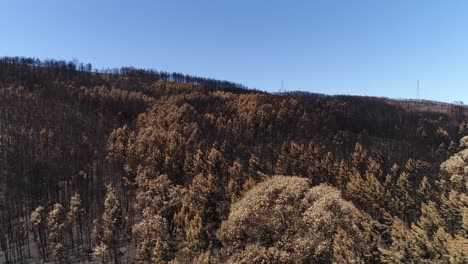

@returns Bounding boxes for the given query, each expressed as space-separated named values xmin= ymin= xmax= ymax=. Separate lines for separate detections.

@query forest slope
xmin=0 ymin=57 xmax=467 ymax=263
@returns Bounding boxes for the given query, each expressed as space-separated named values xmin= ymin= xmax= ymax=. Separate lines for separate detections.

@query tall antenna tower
xmin=282 ymin=80 xmax=284 ymax=92
xmin=417 ymin=80 xmax=420 ymax=100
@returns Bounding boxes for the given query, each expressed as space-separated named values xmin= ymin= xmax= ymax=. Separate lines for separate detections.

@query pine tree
xmin=275 ymin=142 xmax=312 ymax=180
xmin=133 ymin=213 xmax=168 ymax=263
xmin=206 ymin=148 xmax=229 ymax=218
xmin=191 ymin=149 xmax=206 ymax=176
xmin=351 ymin=143 xmax=367 ymax=175
xmin=275 ymin=142 xmax=292 ymax=175
xmin=47 ymin=203 xmax=67 ymax=263
xmin=336 ymin=159 xmax=348 ymax=192
xmin=67 ymin=193 xmax=84 ymax=257
xmin=184 ymin=213 xmax=203 ymax=256
xmin=346 ymin=159 xmax=386 ymax=219
xmin=133 ymin=172 xmax=184 ymax=263
xmin=365 ymin=160 xmax=386 ymax=218
xmin=192 ymin=245 xmax=218 ymax=264
xmin=384 ymin=164 xmax=400 ymax=191
xmin=107 ymin=124 xmax=130 ymax=164
xmin=248 ymin=153 xmax=268 ymax=183
xmin=30 ymin=206 xmax=48 ymax=262
xmin=227 ymin=159 xmax=245 ymax=203
xmin=163 ymin=131 xmax=186 ymax=184
xmin=417 ymin=176 xmax=434 ymax=203
xmin=393 ymin=172 xmax=417 ymax=223
xmin=333 ymin=227 xmax=361 ymax=263
xmin=176 ymin=172 xmax=222 ymax=260
xmin=440 ymin=191 xmax=465 ymax=234
xmin=241 ymin=177 xmax=255 ymax=193
xmin=409 ymin=224 xmax=434 ymax=261
xmin=417 ymin=202 xmax=445 ymax=236
xmin=461 ymin=207 xmax=468 ymax=237
xmin=346 ymin=170 xmax=366 ymax=205
xmin=206 ymin=148 xmax=226 ymax=181
xmin=379 ymin=219 xmax=413 ymax=263
xmin=94 ymin=184 xmax=123 ymax=264
xmin=91 ymin=219 xmax=103 ymax=259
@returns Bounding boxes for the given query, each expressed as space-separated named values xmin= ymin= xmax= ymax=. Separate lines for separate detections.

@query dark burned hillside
xmin=0 ymin=57 xmax=467 ymax=263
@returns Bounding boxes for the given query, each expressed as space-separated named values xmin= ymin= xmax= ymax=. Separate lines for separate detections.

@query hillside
xmin=0 ymin=57 xmax=467 ymax=263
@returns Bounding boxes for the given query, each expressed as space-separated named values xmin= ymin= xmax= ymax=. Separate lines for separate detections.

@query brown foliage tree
xmin=218 ymin=176 xmax=378 ymax=263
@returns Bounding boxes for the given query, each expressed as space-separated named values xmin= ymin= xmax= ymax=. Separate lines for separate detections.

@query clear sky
xmin=1 ymin=0 xmax=468 ymax=103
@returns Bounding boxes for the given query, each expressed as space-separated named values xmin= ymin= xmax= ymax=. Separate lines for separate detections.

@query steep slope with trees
xmin=0 ymin=57 xmax=466 ymax=263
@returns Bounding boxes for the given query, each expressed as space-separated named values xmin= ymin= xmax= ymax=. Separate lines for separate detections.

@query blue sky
xmin=1 ymin=0 xmax=468 ymax=103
